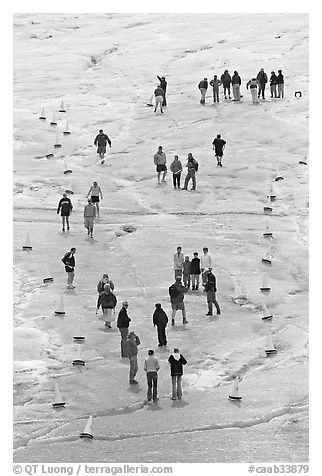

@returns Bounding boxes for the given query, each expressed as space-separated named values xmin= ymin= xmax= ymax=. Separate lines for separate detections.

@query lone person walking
xmin=83 ymin=199 xmax=96 ymax=238
xmin=154 ymin=146 xmax=167 ymax=184
xmin=182 ymin=153 xmax=199 ymax=191
xmin=198 ymin=78 xmax=208 ymax=104
xmin=144 ymin=349 xmax=160 ymax=403
xmin=57 ymin=192 xmax=73 ymax=232
xmin=117 ymin=301 xmax=131 ymax=357
xmin=212 ymin=134 xmax=226 ymax=166
xmin=153 ymin=303 xmax=168 ymax=347
xmin=124 ymin=331 xmax=141 ymax=385
xmin=86 ymin=181 xmax=103 ymax=217
xmin=168 ymin=348 xmax=187 ymax=400
xmin=169 ymin=276 xmax=188 ymax=325
xmin=205 ymin=270 xmax=221 ymax=315
xmin=200 ymin=247 xmax=213 ymax=288
xmin=94 ymin=129 xmax=111 ymax=164
xmin=256 ymin=68 xmax=268 ymax=100
xmin=61 ymin=247 xmax=76 ymax=289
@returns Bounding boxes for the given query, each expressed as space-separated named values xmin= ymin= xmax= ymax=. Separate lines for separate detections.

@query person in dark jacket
xmin=276 ymin=70 xmax=284 ymax=98
xmin=97 ymin=273 xmax=115 ymax=294
xmin=198 ymin=78 xmax=208 ymax=104
xmin=212 ymin=134 xmax=226 ymax=166
xmin=168 ymin=348 xmax=187 ymax=400
xmin=269 ymin=71 xmax=278 ymax=98
xmin=231 ymin=71 xmax=241 ymax=101
xmin=153 ymin=303 xmax=168 ymax=346
xmin=117 ymin=301 xmax=131 ymax=357
xmin=205 ymin=270 xmax=221 ymax=315
xmin=182 ymin=256 xmax=191 ymax=289
xmin=94 ymin=129 xmax=112 ymax=164
xmin=124 ymin=331 xmax=141 ymax=384
xmin=154 ymin=86 xmax=164 ymax=114
xmin=246 ymin=78 xmax=260 ymax=103
xmin=169 ymin=277 xmax=188 ymax=325
xmin=209 ymin=75 xmax=222 ymax=103
xmin=157 ymin=75 xmax=167 ymax=106
xmin=182 ymin=153 xmax=199 ymax=191
xmin=256 ymin=68 xmax=268 ymax=99
xmin=96 ymin=283 xmax=117 ymax=328
xmin=220 ymin=70 xmax=232 ymax=99
xmin=190 ymin=252 xmax=201 ymax=290
xmin=57 ymin=193 xmax=73 ymax=232
xmin=170 ymin=155 xmax=182 ymax=189
xmin=61 ymin=247 xmax=76 ymax=289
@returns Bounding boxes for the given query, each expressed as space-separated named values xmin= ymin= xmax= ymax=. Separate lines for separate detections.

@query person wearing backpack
xmin=205 ymin=270 xmax=221 ymax=315
xmin=182 ymin=153 xmax=199 ymax=191
xmin=96 ymin=283 xmax=117 ymax=328
xmin=169 ymin=277 xmax=188 ymax=325
xmin=61 ymin=247 xmax=76 ymax=289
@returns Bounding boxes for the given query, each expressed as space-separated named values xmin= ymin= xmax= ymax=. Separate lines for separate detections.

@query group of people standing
xmin=198 ymin=67 xmax=285 ymax=104
xmin=153 ymin=146 xmax=199 ymax=190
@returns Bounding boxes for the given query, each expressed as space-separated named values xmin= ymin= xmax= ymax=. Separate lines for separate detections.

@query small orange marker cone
xmin=43 ymin=264 xmax=53 ymax=283
xmin=267 ymin=184 xmax=276 ymax=202
xmin=262 ymin=303 xmax=273 ymax=320
xmin=79 ymin=416 xmax=93 ymax=439
xmin=65 ymin=179 xmax=74 ymax=194
xmin=52 ymin=383 xmax=66 ymax=408
xmin=22 ymin=233 xmax=32 ymax=251
xmin=45 ymin=144 xmax=54 ymax=158
xmin=54 ymin=296 xmax=65 ymax=315
xmin=228 ymin=376 xmax=242 ymax=401
xmin=261 ymin=246 xmax=272 ymax=265
xmin=63 ymin=159 xmax=72 ymax=175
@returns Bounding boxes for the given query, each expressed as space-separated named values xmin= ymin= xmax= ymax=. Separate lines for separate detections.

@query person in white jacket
xmin=144 ymin=350 xmax=160 ymax=403
xmin=173 ymin=246 xmax=184 ymax=278
xmin=200 ymin=247 xmax=213 ymax=287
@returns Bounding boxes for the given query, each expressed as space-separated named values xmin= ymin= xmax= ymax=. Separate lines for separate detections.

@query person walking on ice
xmin=210 ymin=75 xmax=222 ymax=103
xmin=153 ymin=303 xmax=168 ymax=347
xmin=198 ymin=78 xmax=208 ymax=104
xmin=168 ymin=348 xmax=187 ymax=400
xmin=276 ymin=69 xmax=284 ymax=98
xmin=220 ymin=70 xmax=232 ymax=99
xmin=182 ymin=153 xmax=199 ymax=191
xmin=256 ymin=68 xmax=268 ymax=100
xmin=154 ymin=145 xmax=167 ymax=184
xmin=170 ymin=155 xmax=182 ymax=189
xmin=169 ymin=276 xmax=188 ymax=325
xmin=212 ymin=134 xmax=226 ymax=166
xmin=246 ymin=77 xmax=260 ymax=103
xmin=97 ymin=273 xmax=115 ymax=294
xmin=94 ymin=129 xmax=111 ymax=164
xmin=96 ymin=283 xmax=117 ymax=328
xmin=117 ymin=301 xmax=131 ymax=357
xmin=144 ymin=349 xmax=160 ymax=403
xmin=190 ymin=252 xmax=201 ymax=290
xmin=205 ymin=270 xmax=221 ymax=315
xmin=124 ymin=331 xmax=141 ymax=385
xmin=86 ymin=181 xmax=103 ymax=217
xmin=83 ymin=199 xmax=96 ymax=238
xmin=157 ymin=75 xmax=167 ymax=106
xmin=61 ymin=247 xmax=76 ymax=289
xmin=57 ymin=192 xmax=73 ymax=232
xmin=154 ymin=85 xmax=164 ymax=114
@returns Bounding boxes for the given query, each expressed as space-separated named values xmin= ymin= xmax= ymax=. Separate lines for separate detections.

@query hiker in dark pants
xmin=212 ymin=134 xmax=226 ymax=166
xmin=157 ymin=75 xmax=167 ymax=106
xmin=169 ymin=277 xmax=188 ymax=325
xmin=198 ymin=78 xmax=208 ymax=104
xmin=94 ymin=129 xmax=111 ymax=163
xmin=205 ymin=270 xmax=221 ymax=315
xmin=256 ymin=68 xmax=268 ymax=99
xmin=124 ymin=331 xmax=140 ymax=384
xmin=168 ymin=348 xmax=187 ymax=400
xmin=153 ymin=303 xmax=168 ymax=346
xmin=144 ymin=349 xmax=160 ymax=403
xmin=182 ymin=153 xmax=199 ymax=191
xmin=117 ymin=301 xmax=131 ymax=357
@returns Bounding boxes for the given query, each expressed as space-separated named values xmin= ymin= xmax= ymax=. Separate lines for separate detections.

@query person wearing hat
xmin=94 ymin=129 xmax=111 ymax=164
xmin=86 ymin=181 xmax=103 ymax=217
xmin=269 ymin=71 xmax=278 ymax=98
xmin=246 ymin=77 xmax=260 ymax=103
xmin=157 ymin=75 xmax=167 ymax=106
xmin=96 ymin=283 xmax=117 ymax=328
xmin=231 ymin=71 xmax=241 ymax=101
xmin=256 ymin=68 xmax=268 ymax=99
xmin=168 ymin=348 xmax=187 ymax=400
xmin=144 ymin=349 xmax=160 ymax=403
xmin=220 ymin=70 xmax=232 ymax=99
xmin=198 ymin=77 xmax=208 ymax=104
xmin=97 ymin=273 xmax=115 ymax=294
xmin=154 ymin=85 xmax=165 ymax=114
xmin=168 ymin=277 xmax=188 ymax=325
xmin=57 ymin=192 xmax=73 ymax=232
xmin=117 ymin=301 xmax=131 ymax=357
xmin=276 ymin=70 xmax=284 ymax=98
xmin=124 ymin=330 xmax=141 ymax=384
xmin=153 ymin=303 xmax=168 ymax=346
xmin=83 ymin=198 xmax=96 ymax=238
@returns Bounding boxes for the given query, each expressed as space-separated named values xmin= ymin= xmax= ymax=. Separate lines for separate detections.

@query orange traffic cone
xmin=54 ymin=296 xmax=65 ymax=315
xmin=63 ymin=121 xmax=71 ymax=135
xmin=79 ymin=416 xmax=93 ymax=439
xmin=260 ymin=273 xmax=271 ymax=292
xmin=39 ymin=107 xmax=46 ymax=120
xmin=59 ymin=101 xmax=66 ymax=113
xmin=228 ymin=376 xmax=242 ymax=401
xmin=50 ymin=113 xmax=57 ymax=126
xmin=22 ymin=233 xmax=32 ymax=251
xmin=263 ymin=220 xmax=273 ymax=238
xmin=54 ymin=132 xmax=62 ymax=148
xmin=265 ymin=331 xmax=277 ymax=355
xmin=72 ymin=345 xmax=85 ymax=366
xmin=63 ymin=159 xmax=72 ymax=175
xmin=262 ymin=303 xmax=273 ymax=320
xmin=52 ymin=383 xmax=66 ymax=408
xmin=43 ymin=264 xmax=53 ymax=283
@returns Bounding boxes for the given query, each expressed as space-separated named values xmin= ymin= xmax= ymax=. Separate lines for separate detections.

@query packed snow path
xmin=13 ymin=13 xmax=308 ymax=462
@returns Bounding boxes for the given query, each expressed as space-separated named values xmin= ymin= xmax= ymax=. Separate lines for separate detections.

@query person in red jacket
xmin=57 ymin=193 xmax=73 ymax=232
xmin=94 ymin=129 xmax=111 ymax=164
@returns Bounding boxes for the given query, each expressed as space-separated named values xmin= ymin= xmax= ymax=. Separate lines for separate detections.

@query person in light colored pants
xmin=278 ymin=83 xmax=284 ymax=98
xmin=154 ymin=95 xmax=163 ymax=113
xmin=200 ymin=88 xmax=207 ymax=104
xmin=232 ymin=84 xmax=241 ymax=101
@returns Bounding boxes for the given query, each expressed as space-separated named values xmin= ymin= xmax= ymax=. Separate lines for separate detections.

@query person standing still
xmin=182 ymin=153 xmax=199 ymax=191
xmin=157 ymin=75 xmax=167 ymax=106
xmin=205 ymin=270 xmax=221 ymax=315
xmin=170 ymin=155 xmax=182 ymax=189
xmin=86 ymin=181 xmax=103 ymax=217
xmin=173 ymin=246 xmax=184 ymax=279
xmin=153 ymin=303 xmax=168 ymax=347
xmin=256 ymin=68 xmax=268 ymax=100
xmin=212 ymin=134 xmax=226 ymax=166
xmin=117 ymin=301 xmax=131 ymax=357
xmin=144 ymin=349 xmax=160 ymax=403
xmin=83 ymin=199 xmax=96 ymax=238
xmin=154 ymin=85 xmax=164 ymax=114
xmin=61 ymin=247 xmax=76 ymax=289
xmin=57 ymin=192 xmax=73 ymax=232
xmin=276 ymin=70 xmax=284 ymax=98
xmin=182 ymin=256 xmax=191 ymax=289
xmin=168 ymin=348 xmax=187 ymax=400
xmin=154 ymin=146 xmax=167 ymax=184
xmin=269 ymin=71 xmax=278 ymax=98
xmin=124 ymin=331 xmax=141 ymax=385
xmin=200 ymin=247 xmax=213 ymax=288
xmin=94 ymin=129 xmax=111 ymax=164
xmin=231 ymin=71 xmax=242 ymax=101
xmin=190 ymin=252 xmax=201 ymax=290
xmin=209 ymin=75 xmax=222 ymax=103
xmin=198 ymin=78 xmax=208 ymax=104
xmin=220 ymin=70 xmax=232 ymax=99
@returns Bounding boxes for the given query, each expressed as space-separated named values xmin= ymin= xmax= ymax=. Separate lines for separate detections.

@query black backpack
xmin=169 ymin=284 xmax=180 ymax=298
xmin=194 ymin=161 xmax=199 ymax=172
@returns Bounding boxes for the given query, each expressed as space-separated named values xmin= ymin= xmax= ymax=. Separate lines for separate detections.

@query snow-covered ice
xmin=13 ymin=13 xmax=308 ymax=463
